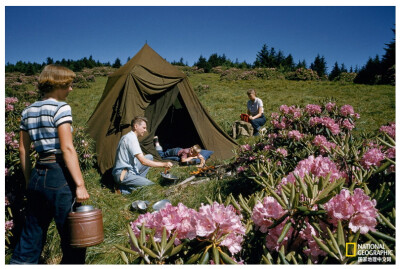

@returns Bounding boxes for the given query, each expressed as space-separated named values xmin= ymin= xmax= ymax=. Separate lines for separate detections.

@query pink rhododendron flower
xmin=325 ymin=102 xmax=336 ymax=112
xmin=312 ymin=135 xmax=337 ymax=154
xmin=282 ymin=155 xmax=347 ymax=185
xmin=270 ymin=112 xmax=280 ymax=120
xmin=299 ymin=221 xmax=327 ymax=263
xmin=237 ymin=166 xmax=245 ymax=173
xmin=241 ymin=144 xmax=252 ymax=151
xmin=380 ymin=122 xmax=395 ymax=139
xmin=361 ymin=148 xmax=385 ymax=169
xmin=341 ymin=119 xmax=355 ymax=130
xmin=5 ymin=97 xmax=18 ymax=105
xmin=252 ymin=197 xmax=287 ymax=233
xmin=340 ymin=105 xmax=355 ymax=117
xmin=280 ymin=105 xmax=290 ymax=114
xmin=5 ymin=168 xmax=9 ymax=177
xmin=385 ymin=147 xmax=395 ymax=159
xmin=276 ymin=148 xmax=288 ymax=157
xmin=6 ymin=104 xmax=14 ymax=112
xmin=305 ymin=104 xmax=322 ymax=115
xmin=5 ymin=132 xmax=19 ymax=149
xmin=325 ymin=189 xmax=377 ymax=234
xmin=5 ymin=220 xmax=14 ymax=231
xmin=288 ymin=130 xmax=303 ymax=141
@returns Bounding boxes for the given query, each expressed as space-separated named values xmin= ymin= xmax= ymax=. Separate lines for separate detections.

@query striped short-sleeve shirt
xmin=20 ymin=99 xmax=73 ymax=153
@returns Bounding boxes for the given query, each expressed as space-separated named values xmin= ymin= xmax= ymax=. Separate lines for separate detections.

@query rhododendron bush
xmin=119 ymin=101 xmax=395 ymax=264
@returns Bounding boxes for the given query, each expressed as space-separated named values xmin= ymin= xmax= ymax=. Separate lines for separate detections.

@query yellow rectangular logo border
xmin=346 ymin=242 xmax=357 ymax=257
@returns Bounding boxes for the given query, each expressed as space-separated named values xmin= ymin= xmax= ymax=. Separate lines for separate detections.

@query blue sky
xmin=5 ymin=6 xmax=395 ymax=72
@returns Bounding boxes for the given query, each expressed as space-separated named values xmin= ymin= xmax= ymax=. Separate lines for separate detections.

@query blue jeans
xmin=10 ymin=162 xmax=86 ymax=264
xmin=156 ymin=147 xmax=181 ymax=159
xmin=113 ymin=154 xmax=155 ymax=195
xmin=250 ymin=114 xmax=267 ymax=135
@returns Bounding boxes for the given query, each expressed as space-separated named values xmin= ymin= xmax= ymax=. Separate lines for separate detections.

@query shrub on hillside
xmin=334 ymin=72 xmax=357 ymax=83
xmin=285 ymin=68 xmax=320 ymax=81
xmin=255 ymin=68 xmax=285 ymax=80
xmin=73 ymin=74 xmax=90 ymax=88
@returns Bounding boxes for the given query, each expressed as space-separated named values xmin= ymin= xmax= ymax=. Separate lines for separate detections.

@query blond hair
xmin=192 ymin=144 xmax=201 ymax=153
xmin=38 ymin=65 xmax=76 ymax=94
xmin=131 ymin=116 xmax=148 ymax=128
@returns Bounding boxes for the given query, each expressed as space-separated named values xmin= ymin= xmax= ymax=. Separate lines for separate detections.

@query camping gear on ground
xmin=179 ymin=159 xmax=198 ymax=166
xmin=232 ymin=120 xmax=254 ymax=139
xmin=240 ymin=113 xmax=250 ymax=122
xmin=152 ymin=199 xmax=171 ymax=211
xmin=131 ymin=200 xmax=149 ymax=211
xmin=87 ymin=44 xmax=237 ymax=174
xmin=161 ymin=168 xmax=179 ymax=184
xmin=67 ymin=199 xmax=104 ymax=248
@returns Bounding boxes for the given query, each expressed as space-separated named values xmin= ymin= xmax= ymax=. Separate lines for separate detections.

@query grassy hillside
xmin=8 ymin=72 xmax=395 ymax=264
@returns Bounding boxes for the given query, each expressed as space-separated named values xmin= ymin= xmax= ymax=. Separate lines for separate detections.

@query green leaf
xmin=278 ymin=250 xmax=289 ymax=264
xmin=289 ymin=183 xmax=295 ymax=209
xmin=314 ymin=179 xmax=345 ymax=204
xmin=373 ymin=161 xmax=392 ymax=174
xmin=170 ymin=243 xmax=185 ymax=256
xmin=186 ymin=253 xmax=201 ymax=264
xmin=200 ymin=249 xmax=210 ymax=264
xmin=370 ymin=230 xmax=396 ymax=242
xmin=378 ymin=213 xmax=396 ymax=230
xmin=219 ymin=250 xmax=236 ymax=264
xmin=277 ymin=221 xmax=292 ymax=244
xmin=268 ymin=188 xmax=287 ymax=209
xmin=262 ymin=255 xmax=272 ymax=264
xmin=127 ymin=224 xmax=140 ymax=249
xmin=164 ymin=232 xmax=177 ymax=255
xmin=120 ymin=251 xmax=129 ymax=264
xmin=224 ymin=194 xmax=232 ymax=207
xmin=311 ymin=235 xmax=339 ymax=260
xmin=140 ymin=223 xmax=146 ymax=247
xmin=150 ymin=234 xmax=160 ymax=254
xmin=337 ymin=220 xmax=345 ymax=255
xmin=212 ymin=245 xmax=220 ymax=265
xmin=296 ymin=174 xmax=308 ymax=196
xmin=114 ymin=244 xmax=140 ymax=256
xmin=326 ymin=227 xmax=342 ymax=260
xmin=142 ymin=245 xmax=159 ymax=259
xmin=161 ymin=227 xmax=167 ymax=251
xmin=206 ymin=196 xmax=213 ymax=205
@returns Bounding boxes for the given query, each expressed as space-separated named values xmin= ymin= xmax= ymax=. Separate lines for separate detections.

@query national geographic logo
xmin=346 ymin=243 xmax=357 ymax=257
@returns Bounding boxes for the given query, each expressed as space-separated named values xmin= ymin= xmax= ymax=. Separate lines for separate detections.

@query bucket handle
xmin=71 ymin=198 xmax=77 ymax=213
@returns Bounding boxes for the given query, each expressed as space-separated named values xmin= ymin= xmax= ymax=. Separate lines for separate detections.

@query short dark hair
xmin=38 ymin=64 xmax=76 ymax=94
xmin=131 ymin=116 xmax=148 ymax=128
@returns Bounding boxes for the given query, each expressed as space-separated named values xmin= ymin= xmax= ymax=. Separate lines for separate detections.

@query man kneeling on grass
xmin=112 ymin=116 xmax=173 ymax=194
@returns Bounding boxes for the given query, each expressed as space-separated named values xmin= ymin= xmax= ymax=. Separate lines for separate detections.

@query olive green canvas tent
xmin=87 ymin=44 xmax=237 ymax=174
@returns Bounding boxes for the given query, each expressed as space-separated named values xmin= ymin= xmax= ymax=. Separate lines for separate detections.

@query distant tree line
xmin=5 ymin=56 xmax=123 ymax=74
xmin=5 ymin=29 xmax=395 ymax=85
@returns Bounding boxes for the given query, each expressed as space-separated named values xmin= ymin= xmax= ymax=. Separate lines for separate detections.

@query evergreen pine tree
xmin=329 ymin=61 xmax=341 ymax=81
xmin=112 ymin=58 xmax=122 ymax=68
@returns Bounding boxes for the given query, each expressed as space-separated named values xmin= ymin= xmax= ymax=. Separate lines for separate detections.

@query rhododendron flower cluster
xmin=324 ymin=188 xmax=378 ymax=234
xmin=380 ymin=122 xmax=395 ymax=139
xmin=282 ymin=155 xmax=347 ymax=185
xmin=252 ymin=197 xmax=287 ymax=233
xmin=325 ymin=102 xmax=336 ymax=112
xmin=5 ymin=97 xmax=18 ymax=105
xmin=309 ymin=117 xmax=341 ymax=135
xmin=299 ymin=221 xmax=327 ymax=262
xmin=276 ymin=148 xmax=288 ymax=157
xmin=5 ymin=132 xmax=19 ymax=149
xmin=340 ymin=105 xmax=355 ymax=117
xmin=130 ymin=202 xmax=245 ymax=255
xmin=5 ymin=220 xmax=14 ymax=231
xmin=341 ymin=119 xmax=355 ymax=130
xmin=313 ymin=135 xmax=337 ymax=154
xmin=305 ymin=104 xmax=322 ymax=115
xmin=288 ymin=130 xmax=303 ymax=141
xmin=279 ymin=105 xmax=302 ymax=119
xmin=361 ymin=147 xmax=385 ymax=169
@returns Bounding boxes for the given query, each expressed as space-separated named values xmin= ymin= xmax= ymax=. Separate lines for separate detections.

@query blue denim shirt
xmin=112 ymin=131 xmax=142 ymax=176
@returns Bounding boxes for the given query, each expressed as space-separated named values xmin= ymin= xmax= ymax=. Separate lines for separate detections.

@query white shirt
xmin=247 ymin=97 xmax=264 ymax=116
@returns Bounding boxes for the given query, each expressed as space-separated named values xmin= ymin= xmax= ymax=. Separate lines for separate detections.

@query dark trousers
xmin=250 ymin=114 xmax=267 ymax=135
xmin=156 ymin=147 xmax=182 ymax=158
xmin=10 ymin=162 xmax=86 ymax=264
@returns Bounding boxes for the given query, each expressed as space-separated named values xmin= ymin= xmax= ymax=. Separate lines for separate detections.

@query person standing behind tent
xmin=10 ymin=65 xmax=90 ymax=264
xmin=112 ymin=116 xmax=173 ymax=194
xmin=246 ymin=89 xmax=266 ymax=136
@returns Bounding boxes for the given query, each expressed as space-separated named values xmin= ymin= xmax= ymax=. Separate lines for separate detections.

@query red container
xmin=240 ymin=114 xmax=249 ymax=122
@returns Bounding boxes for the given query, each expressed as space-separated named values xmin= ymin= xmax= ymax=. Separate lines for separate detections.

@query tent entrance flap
xmin=155 ymin=93 xmax=204 ymax=150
